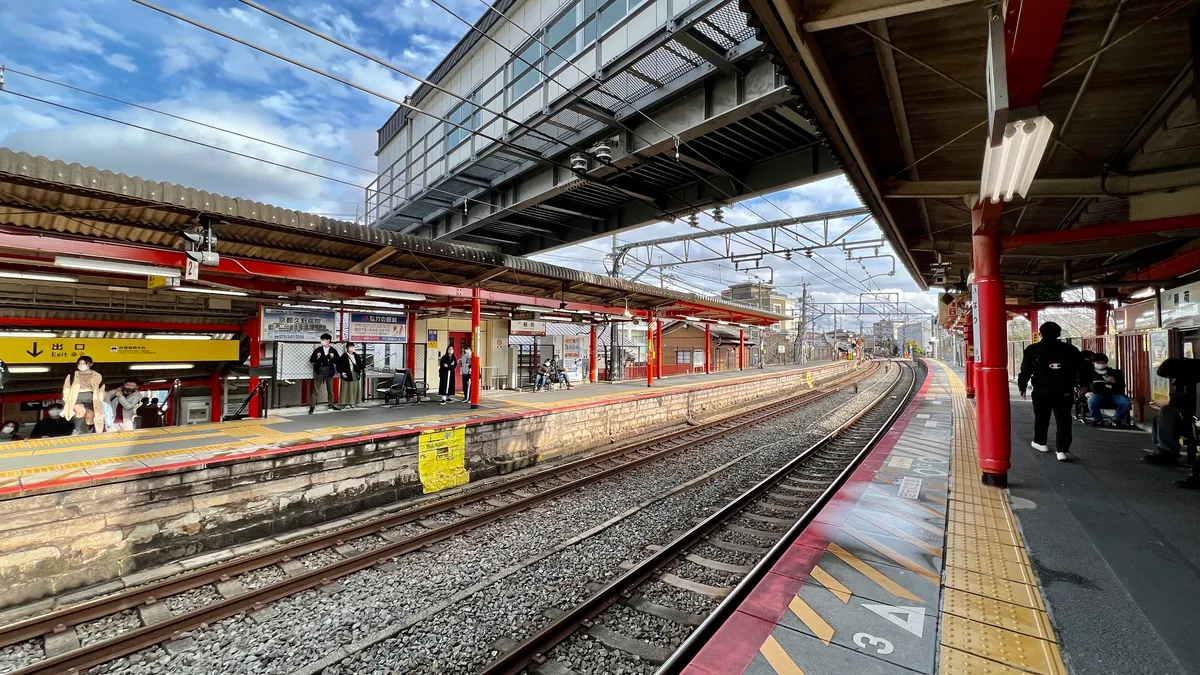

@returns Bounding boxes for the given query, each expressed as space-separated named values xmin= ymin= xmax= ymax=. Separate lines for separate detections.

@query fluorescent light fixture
xmin=1129 ymin=287 xmax=1155 ymax=300
xmin=281 ymin=303 xmax=331 ymax=310
xmin=980 ymin=116 xmax=1054 ymax=203
xmin=542 ymin=315 xmax=576 ymax=322
xmin=516 ymin=305 xmax=549 ymax=313
xmin=315 ymin=298 xmax=403 ymax=309
xmin=0 ymin=270 xmax=78 ymax=283
xmin=146 ymin=334 xmax=214 ymax=340
xmin=7 ymin=365 xmax=50 ymax=374
xmin=364 ymin=290 xmax=427 ymax=302
xmin=0 ymin=331 xmax=58 ymax=338
xmin=129 ymin=363 xmax=195 ymax=371
xmin=171 ymin=286 xmax=248 ymax=297
xmin=717 ymin=320 xmax=730 ymax=325
xmin=54 ymin=256 xmax=182 ymax=278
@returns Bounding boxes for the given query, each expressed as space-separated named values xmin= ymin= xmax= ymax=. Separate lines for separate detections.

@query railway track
xmin=478 ymin=360 xmax=919 ymax=675
xmin=0 ymin=364 xmax=875 ymax=675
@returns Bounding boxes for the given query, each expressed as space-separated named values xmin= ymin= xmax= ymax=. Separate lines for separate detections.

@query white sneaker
xmin=1031 ymin=442 xmax=1049 ymax=452
xmin=1056 ymin=452 xmax=1072 ymax=462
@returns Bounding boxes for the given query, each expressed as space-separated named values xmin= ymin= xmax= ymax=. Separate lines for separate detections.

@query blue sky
xmin=0 ymin=0 xmax=935 ymax=324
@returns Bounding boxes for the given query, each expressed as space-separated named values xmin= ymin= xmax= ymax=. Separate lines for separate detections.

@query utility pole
xmin=609 ymin=234 xmax=621 ymax=381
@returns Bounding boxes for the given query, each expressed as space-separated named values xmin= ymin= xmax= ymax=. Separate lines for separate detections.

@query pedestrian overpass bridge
xmin=366 ymin=0 xmax=840 ymax=256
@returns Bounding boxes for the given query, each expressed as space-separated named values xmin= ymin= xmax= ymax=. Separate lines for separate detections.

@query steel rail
xmin=477 ymin=361 xmax=915 ymax=675
xmin=3 ymin=364 xmax=875 ymax=675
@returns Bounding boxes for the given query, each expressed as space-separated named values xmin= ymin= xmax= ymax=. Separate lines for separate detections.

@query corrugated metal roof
xmin=0 ymin=148 xmax=785 ymax=323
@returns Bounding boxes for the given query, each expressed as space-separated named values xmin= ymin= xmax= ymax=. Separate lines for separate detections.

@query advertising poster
xmin=261 ymin=307 xmax=339 ymax=342
xmin=347 ymin=313 xmax=407 ymax=342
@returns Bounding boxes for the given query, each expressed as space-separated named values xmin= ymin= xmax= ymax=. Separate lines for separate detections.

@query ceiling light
xmin=129 ymin=363 xmax=195 ymax=371
xmin=364 ymin=290 xmax=427 ymax=302
xmin=281 ymin=303 xmax=332 ymax=310
xmin=171 ymin=286 xmax=248 ymax=297
xmin=717 ymin=320 xmax=730 ymax=325
xmin=315 ymin=298 xmax=403 ymax=309
xmin=980 ymin=116 xmax=1054 ymax=203
xmin=54 ymin=256 xmax=182 ymax=278
xmin=146 ymin=334 xmax=214 ymax=340
xmin=0 ymin=331 xmax=58 ymax=338
xmin=7 ymin=366 xmax=50 ymax=374
xmin=1129 ymin=287 xmax=1155 ymax=300
xmin=0 ymin=270 xmax=79 ymax=283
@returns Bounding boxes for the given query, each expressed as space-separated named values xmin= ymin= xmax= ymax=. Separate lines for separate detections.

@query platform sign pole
xmin=646 ymin=311 xmax=654 ymax=388
xmin=589 ymin=324 xmax=597 ymax=383
xmin=248 ymin=304 xmax=262 ymax=419
xmin=973 ymin=201 xmax=1011 ymax=487
xmin=704 ymin=322 xmax=711 ymax=374
xmin=471 ymin=290 xmax=481 ymax=409
xmin=738 ymin=329 xmax=745 ymax=370
xmin=655 ymin=318 xmax=663 ymax=378
xmin=406 ymin=311 xmax=417 ymax=378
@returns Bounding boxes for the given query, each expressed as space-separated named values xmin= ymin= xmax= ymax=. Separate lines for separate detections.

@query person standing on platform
xmin=339 ymin=342 xmax=365 ymax=409
xmin=63 ymin=355 xmax=105 ymax=434
xmin=1018 ymin=322 xmax=1083 ymax=462
xmin=106 ymin=378 xmax=141 ymax=431
xmin=438 ymin=346 xmax=458 ymax=404
xmin=460 ymin=347 xmax=473 ymax=403
xmin=308 ymin=333 xmax=342 ymax=415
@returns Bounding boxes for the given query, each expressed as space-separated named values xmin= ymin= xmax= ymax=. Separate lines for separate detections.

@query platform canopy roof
xmin=0 ymin=149 xmax=784 ymax=326
xmin=743 ymin=0 xmax=1200 ymax=299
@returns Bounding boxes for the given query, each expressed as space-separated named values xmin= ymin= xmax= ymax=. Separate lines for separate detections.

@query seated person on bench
xmin=1147 ymin=357 xmax=1200 ymax=476
xmin=551 ymin=355 xmax=575 ymax=390
xmin=1086 ymin=354 xmax=1131 ymax=427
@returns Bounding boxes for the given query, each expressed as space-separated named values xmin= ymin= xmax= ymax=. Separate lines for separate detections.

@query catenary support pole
xmin=471 ymin=289 xmax=481 ymax=409
xmin=973 ymin=201 xmax=1011 ymax=487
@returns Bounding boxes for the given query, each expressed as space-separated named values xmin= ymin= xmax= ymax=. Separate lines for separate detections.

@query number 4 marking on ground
xmin=861 ymin=603 xmax=926 ymax=638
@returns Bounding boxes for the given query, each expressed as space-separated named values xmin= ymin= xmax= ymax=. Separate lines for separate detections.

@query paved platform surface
xmin=0 ymin=363 xmax=834 ymax=494
xmin=683 ymin=360 xmax=1069 ymax=675
xmin=1007 ymin=379 xmax=1200 ymax=675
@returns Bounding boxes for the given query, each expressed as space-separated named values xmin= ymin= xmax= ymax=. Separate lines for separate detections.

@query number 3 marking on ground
xmin=853 ymin=633 xmax=895 ymax=655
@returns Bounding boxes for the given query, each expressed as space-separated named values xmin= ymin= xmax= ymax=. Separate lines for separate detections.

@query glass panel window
xmin=445 ymin=90 xmax=481 ymax=151
xmin=600 ymin=0 xmax=627 ymax=33
xmin=509 ymin=41 xmax=541 ymax=101
xmin=545 ymin=3 xmax=581 ymax=71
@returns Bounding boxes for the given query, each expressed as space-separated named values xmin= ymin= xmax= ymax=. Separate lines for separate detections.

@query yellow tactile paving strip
xmin=935 ymin=361 xmax=1067 ymax=675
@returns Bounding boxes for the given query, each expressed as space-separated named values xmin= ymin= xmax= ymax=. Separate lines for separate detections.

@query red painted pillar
xmin=1028 ymin=309 xmax=1039 ymax=343
xmin=471 ymin=289 xmax=481 ymax=409
xmin=589 ymin=323 xmax=597 ymax=383
xmin=209 ymin=371 xmax=223 ymax=423
xmin=704 ymin=323 xmax=711 ymax=375
xmin=247 ymin=305 xmax=262 ymax=419
xmin=646 ymin=311 xmax=654 ymax=387
xmin=738 ymin=329 xmax=745 ymax=370
xmin=301 ymin=380 xmax=310 ymax=406
xmin=1095 ymin=304 xmax=1106 ymax=342
xmin=973 ymin=202 xmax=1011 ymax=487
xmin=655 ymin=318 xmax=663 ymax=378
xmin=406 ymin=311 xmax=418 ymax=376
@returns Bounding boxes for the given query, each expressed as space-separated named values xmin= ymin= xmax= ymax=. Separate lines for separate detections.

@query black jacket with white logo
xmin=1017 ymin=338 xmax=1084 ymax=396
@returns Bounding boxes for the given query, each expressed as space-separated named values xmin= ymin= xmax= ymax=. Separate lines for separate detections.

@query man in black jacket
xmin=1018 ymin=322 xmax=1083 ymax=462
xmin=308 ymin=333 xmax=342 ymax=414
xmin=1086 ymin=353 xmax=1131 ymax=426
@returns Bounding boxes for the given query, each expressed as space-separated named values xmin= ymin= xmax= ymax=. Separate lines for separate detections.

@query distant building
xmin=720 ymin=283 xmax=797 ymax=333
xmin=898 ymin=320 xmax=933 ymax=354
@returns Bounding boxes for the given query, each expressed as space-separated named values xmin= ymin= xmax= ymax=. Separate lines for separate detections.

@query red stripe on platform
xmin=682 ymin=361 xmax=933 ymax=675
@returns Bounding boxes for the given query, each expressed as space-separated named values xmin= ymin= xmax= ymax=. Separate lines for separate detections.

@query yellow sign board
xmin=418 ymin=425 xmax=469 ymax=494
xmin=0 ymin=338 xmax=240 ymax=364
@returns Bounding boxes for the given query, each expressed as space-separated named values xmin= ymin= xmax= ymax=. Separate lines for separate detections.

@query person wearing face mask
xmin=338 ymin=342 xmax=366 ymax=409
xmin=31 ymin=403 xmax=74 ymax=439
xmin=308 ymin=333 xmax=342 ymax=414
xmin=1017 ymin=322 xmax=1082 ymax=462
xmin=63 ymin=355 xmax=105 ymax=434
xmin=460 ymin=347 xmax=473 ymax=403
xmin=437 ymin=346 xmax=457 ymax=404
xmin=0 ymin=421 xmax=21 ymax=443
xmin=1086 ymin=353 xmax=1131 ymax=427
xmin=106 ymin=378 xmax=142 ymax=431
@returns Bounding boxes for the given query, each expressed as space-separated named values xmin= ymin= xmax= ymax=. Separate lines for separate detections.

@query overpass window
xmin=509 ymin=41 xmax=542 ymax=101
xmin=445 ymin=90 xmax=481 ymax=150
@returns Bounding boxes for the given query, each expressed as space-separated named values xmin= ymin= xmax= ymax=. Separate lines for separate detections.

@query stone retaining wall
xmin=0 ymin=363 xmax=855 ymax=607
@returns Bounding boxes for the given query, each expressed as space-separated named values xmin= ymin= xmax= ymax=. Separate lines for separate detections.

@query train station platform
xmin=0 ymin=362 xmax=841 ymax=497
xmin=683 ymin=360 xmax=1070 ymax=675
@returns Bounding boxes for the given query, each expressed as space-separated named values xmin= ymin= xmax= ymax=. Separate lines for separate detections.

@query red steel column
xmin=471 ymin=289 xmax=481 ymax=409
xmin=1095 ymin=304 xmax=1106 ymax=342
xmin=738 ymin=329 xmax=745 ymax=370
xmin=406 ymin=311 xmax=418 ymax=375
xmin=964 ymin=319 xmax=976 ymax=399
xmin=646 ymin=311 xmax=654 ymax=387
xmin=704 ymin=323 xmax=711 ymax=374
xmin=973 ymin=202 xmax=1011 ymax=487
xmin=655 ymin=318 xmax=663 ymax=378
xmin=589 ymin=324 xmax=597 ymax=383
xmin=1028 ymin=309 xmax=1039 ymax=343
xmin=209 ymin=371 xmax=223 ymax=423
xmin=248 ymin=305 xmax=262 ymax=419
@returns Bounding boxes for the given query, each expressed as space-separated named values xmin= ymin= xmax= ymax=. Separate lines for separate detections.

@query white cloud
xmin=104 ymin=53 xmax=138 ymax=72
